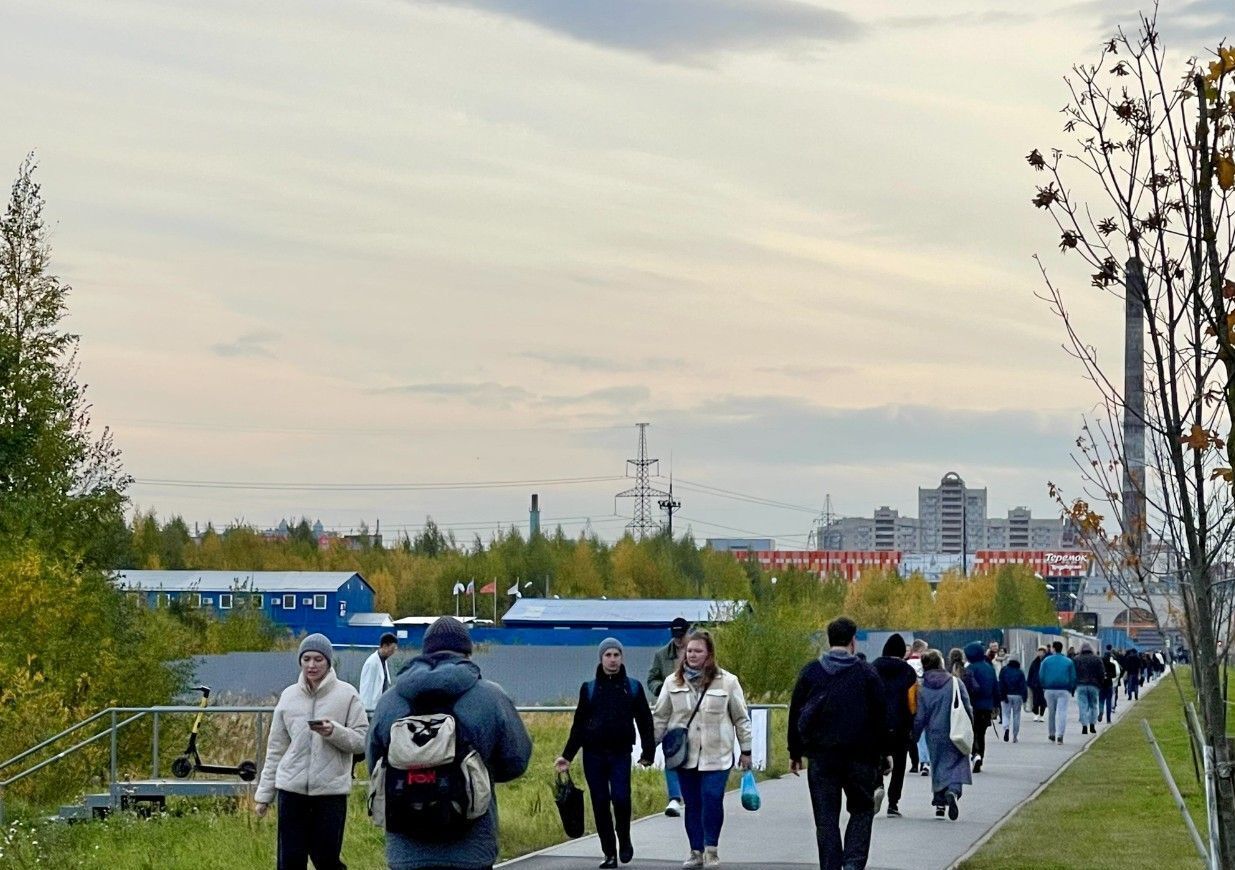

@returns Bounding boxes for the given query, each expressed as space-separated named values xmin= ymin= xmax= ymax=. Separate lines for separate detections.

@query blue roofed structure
xmin=114 ymin=570 xmax=377 ymax=639
xmin=500 ymin=598 xmax=747 ymax=629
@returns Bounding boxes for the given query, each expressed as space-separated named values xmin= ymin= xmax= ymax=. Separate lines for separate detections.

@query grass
xmin=0 ymin=709 xmax=789 ymax=869
xmin=959 ymin=668 xmax=1211 ymax=870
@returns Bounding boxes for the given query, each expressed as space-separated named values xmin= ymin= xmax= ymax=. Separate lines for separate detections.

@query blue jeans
xmin=1076 ymin=685 xmax=1099 ymax=726
xmin=583 ymin=749 xmax=632 ymax=858
xmin=917 ymin=730 xmax=931 ymax=766
xmin=1045 ymin=689 xmax=1071 ymax=738
xmin=1099 ymin=685 xmax=1113 ymax=722
xmin=665 ymin=766 xmax=682 ymax=801
xmin=1001 ymin=695 xmax=1023 ymax=740
xmin=676 ymin=768 xmax=729 ymax=850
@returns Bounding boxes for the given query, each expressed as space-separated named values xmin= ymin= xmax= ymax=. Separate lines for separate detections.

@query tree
xmin=0 ymin=153 xmax=129 ymax=565
xmin=1030 ymin=17 xmax=1235 ymax=860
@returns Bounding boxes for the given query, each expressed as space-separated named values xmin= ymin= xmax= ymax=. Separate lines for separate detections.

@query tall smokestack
xmin=1122 ymin=258 xmax=1147 ymax=557
xmin=529 ymin=493 xmax=540 ymax=539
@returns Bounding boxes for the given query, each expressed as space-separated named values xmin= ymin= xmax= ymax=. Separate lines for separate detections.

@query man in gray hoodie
xmin=368 ymin=616 xmax=532 ymax=870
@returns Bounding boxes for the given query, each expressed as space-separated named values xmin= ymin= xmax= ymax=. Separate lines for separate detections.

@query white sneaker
xmin=682 ymin=850 xmax=704 ymax=869
xmin=703 ymin=847 xmax=721 ymax=868
xmin=665 ymin=798 xmax=684 ymax=817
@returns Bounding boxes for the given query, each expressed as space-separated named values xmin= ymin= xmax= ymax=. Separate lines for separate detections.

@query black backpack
xmin=382 ymin=710 xmax=492 ymax=841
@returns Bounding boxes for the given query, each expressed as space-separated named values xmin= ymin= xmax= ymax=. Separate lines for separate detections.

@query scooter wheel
xmin=171 ymin=756 xmax=193 ymax=778
xmin=238 ymin=761 xmax=257 ymax=782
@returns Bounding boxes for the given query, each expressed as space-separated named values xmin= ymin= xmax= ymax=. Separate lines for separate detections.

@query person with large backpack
xmin=367 ymin=616 xmax=532 ymax=870
xmin=788 ymin=617 xmax=890 ymax=870
xmin=555 ymin=638 xmax=655 ymax=868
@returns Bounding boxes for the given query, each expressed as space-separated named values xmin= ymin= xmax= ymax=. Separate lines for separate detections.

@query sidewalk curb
xmin=948 ymin=674 xmax=1165 ymax=869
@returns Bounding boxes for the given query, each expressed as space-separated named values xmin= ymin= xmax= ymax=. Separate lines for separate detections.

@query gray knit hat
xmin=298 ymin=633 xmax=334 ymax=666
xmin=598 ymin=637 xmax=624 ymax=659
xmin=423 ymin=616 xmax=473 ymax=655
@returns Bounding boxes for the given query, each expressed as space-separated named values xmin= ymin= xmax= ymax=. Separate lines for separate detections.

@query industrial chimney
xmin=529 ymin=493 xmax=541 ymax=539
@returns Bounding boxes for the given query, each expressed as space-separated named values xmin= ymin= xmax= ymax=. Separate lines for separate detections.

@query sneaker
xmin=920 ymin=763 xmax=930 ymax=777
xmin=935 ymin=806 xmax=946 ymax=818
xmin=600 ymin=858 xmax=618 ymax=869
xmin=1003 ymin=728 xmax=1010 ymax=742
xmin=619 ymin=842 xmax=634 ymax=864
xmin=971 ymin=755 xmax=982 ymax=773
xmin=887 ymin=804 xmax=901 ymax=818
xmin=1013 ymin=735 xmax=1018 ymax=743
xmin=1048 ymin=735 xmax=1056 ymax=743
xmin=665 ymin=799 xmax=684 ymax=818
xmin=873 ymin=786 xmax=885 ymax=814
xmin=682 ymin=851 xmax=704 ymax=869
xmin=703 ymin=847 xmax=720 ymax=868
xmin=946 ymin=791 xmax=959 ymax=821
xmin=1057 ymin=737 xmax=1064 ymax=745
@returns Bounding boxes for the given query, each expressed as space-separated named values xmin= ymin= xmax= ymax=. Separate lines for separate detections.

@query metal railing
xmin=0 ymin=702 xmax=788 ymax=825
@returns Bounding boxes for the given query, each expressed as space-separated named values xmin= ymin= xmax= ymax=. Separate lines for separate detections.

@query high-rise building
xmin=819 ymin=472 xmax=1068 ymax=552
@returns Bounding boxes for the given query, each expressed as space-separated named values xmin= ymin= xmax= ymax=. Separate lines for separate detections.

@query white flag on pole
xmin=506 ymin=582 xmax=520 ymax=596
xmin=465 ymin=580 xmax=475 ymax=595
xmin=452 ymin=582 xmax=465 ymax=595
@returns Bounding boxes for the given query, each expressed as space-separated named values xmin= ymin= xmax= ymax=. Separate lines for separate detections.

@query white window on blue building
xmin=283 ymin=594 xmax=296 ymax=609
xmin=219 ymin=593 xmax=232 ymax=610
xmin=313 ymin=594 xmax=327 ymax=610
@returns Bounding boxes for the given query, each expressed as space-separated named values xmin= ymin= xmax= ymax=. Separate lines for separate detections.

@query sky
xmin=4 ymin=0 xmax=1234 ymax=548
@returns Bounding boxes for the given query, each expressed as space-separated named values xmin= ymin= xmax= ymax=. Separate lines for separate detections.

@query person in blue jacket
xmin=962 ymin=642 xmax=997 ymax=772
xmin=997 ymin=659 xmax=1028 ymax=743
xmin=1038 ymin=640 xmax=1078 ymax=744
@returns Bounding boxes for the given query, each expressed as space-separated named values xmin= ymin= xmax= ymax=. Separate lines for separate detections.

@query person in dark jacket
xmin=962 ymin=642 xmax=996 ymax=772
xmin=1100 ymin=650 xmax=1119 ymax=723
xmin=872 ymin=633 xmax=917 ymax=818
xmin=646 ymin=617 xmax=689 ymax=817
xmin=789 ymin=617 xmax=890 ymax=870
xmin=367 ymin=616 xmax=533 ymax=870
xmin=556 ymin=638 xmax=655 ymax=868
xmin=997 ymin=659 xmax=1027 ymax=742
xmin=1123 ymin=646 xmax=1142 ymax=699
xmin=1026 ymin=646 xmax=1047 ymax=721
xmin=912 ymin=650 xmax=972 ymax=820
xmin=1074 ymin=645 xmax=1104 ymax=735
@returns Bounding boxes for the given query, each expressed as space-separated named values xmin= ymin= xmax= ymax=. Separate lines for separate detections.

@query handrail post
xmin=109 ymin=709 xmax=118 ymax=813
xmin=152 ymin=711 xmax=160 ymax=778
xmin=255 ymin=712 xmax=266 ymax=772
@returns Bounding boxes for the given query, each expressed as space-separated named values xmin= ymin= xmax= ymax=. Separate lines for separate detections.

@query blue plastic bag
xmin=740 ymin=770 xmax=761 ymax=811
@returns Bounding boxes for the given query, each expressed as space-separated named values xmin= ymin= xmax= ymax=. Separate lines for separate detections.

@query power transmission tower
xmin=616 ymin=423 xmax=669 ymax=539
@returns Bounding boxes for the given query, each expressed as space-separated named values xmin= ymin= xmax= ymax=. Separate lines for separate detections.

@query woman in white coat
xmin=652 ymin=629 xmax=752 ymax=869
xmin=254 ymin=633 xmax=369 ymax=870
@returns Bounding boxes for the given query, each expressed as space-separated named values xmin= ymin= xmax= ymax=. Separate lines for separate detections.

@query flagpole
xmin=472 ymin=578 xmax=477 ymax=620
xmin=493 ymin=577 xmax=497 ymax=623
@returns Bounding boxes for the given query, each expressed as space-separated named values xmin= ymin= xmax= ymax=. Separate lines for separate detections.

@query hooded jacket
xmin=998 ymin=660 xmax=1028 ymax=699
xmin=367 ymin=652 xmax=532 ymax=870
xmin=872 ymin=634 xmax=918 ymax=735
xmin=255 ymin=668 xmax=368 ymax=805
xmin=1075 ymin=650 xmax=1105 ymax=687
xmin=963 ymin=642 xmax=998 ymax=711
xmin=788 ymin=650 xmax=888 ymax=763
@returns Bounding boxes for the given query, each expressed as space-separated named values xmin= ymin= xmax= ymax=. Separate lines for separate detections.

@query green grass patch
xmin=0 ymin=709 xmax=788 ymax=869
xmin=959 ymin=670 xmax=1209 ymax=870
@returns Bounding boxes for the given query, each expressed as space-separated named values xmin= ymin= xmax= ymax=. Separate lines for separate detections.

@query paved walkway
xmin=501 ymin=675 xmax=1163 ymax=870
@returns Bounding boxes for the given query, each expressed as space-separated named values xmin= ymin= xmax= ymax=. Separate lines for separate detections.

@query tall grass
xmin=0 ymin=709 xmax=790 ymax=869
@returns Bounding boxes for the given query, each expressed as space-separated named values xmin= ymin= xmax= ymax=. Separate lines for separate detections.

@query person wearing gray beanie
xmin=556 ymin=635 xmax=654 ymax=867
xmin=298 ymin=632 xmax=334 ymax=667
xmin=422 ymin=615 xmax=473 ymax=655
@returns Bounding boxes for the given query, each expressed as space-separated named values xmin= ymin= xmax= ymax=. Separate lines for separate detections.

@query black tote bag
xmin=554 ymin=771 xmax=585 ymax=838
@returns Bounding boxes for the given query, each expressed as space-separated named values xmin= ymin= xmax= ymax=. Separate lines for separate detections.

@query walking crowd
xmin=251 ymin=616 xmax=1170 ymax=870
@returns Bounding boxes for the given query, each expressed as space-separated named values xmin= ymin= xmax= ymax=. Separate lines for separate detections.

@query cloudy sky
xmin=4 ymin=0 xmax=1233 ymax=547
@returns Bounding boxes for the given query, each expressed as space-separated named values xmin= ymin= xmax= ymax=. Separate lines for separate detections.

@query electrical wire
xmin=133 ymin=474 xmax=626 ymax=492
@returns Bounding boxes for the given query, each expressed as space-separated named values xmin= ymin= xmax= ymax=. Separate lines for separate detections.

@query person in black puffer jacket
xmin=556 ymin=638 xmax=655 ymax=868
xmin=997 ymin=659 xmax=1028 ymax=742
xmin=872 ymin=633 xmax=918 ymax=817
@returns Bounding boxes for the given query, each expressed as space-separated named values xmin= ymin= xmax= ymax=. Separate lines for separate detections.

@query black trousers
xmin=806 ymin=757 xmax=879 ymax=870
xmin=582 ymin=749 xmax=632 ymax=858
xmin=972 ymin=709 xmax=993 ymax=760
xmin=886 ymin=734 xmax=910 ymax=808
xmin=1031 ymin=687 xmax=1047 ymax=716
xmin=277 ymin=790 xmax=347 ymax=870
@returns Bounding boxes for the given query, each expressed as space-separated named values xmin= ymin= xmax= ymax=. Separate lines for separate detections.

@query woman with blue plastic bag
xmin=556 ymin=638 xmax=655 ymax=868
xmin=652 ymin=630 xmax=753 ymax=869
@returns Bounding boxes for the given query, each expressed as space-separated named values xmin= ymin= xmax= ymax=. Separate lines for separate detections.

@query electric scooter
xmin=170 ymin=685 xmax=258 ymax=781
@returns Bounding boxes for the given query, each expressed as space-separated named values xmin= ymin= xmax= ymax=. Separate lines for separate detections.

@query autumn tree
xmin=1030 ymin=16 xmax=1235 ymax=860
xmin=0 ymin=153 xmax=129 ymax=566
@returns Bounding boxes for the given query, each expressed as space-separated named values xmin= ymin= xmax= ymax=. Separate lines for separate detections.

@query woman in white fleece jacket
xmin=255 ymin=633 xmax=369 ymax=870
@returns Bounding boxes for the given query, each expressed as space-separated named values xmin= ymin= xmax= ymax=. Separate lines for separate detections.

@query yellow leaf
xmin=1219 ymin=155 xmax=1235 ymax=191
xmin=1181 ymin=423 xmax=1211 ymax=450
